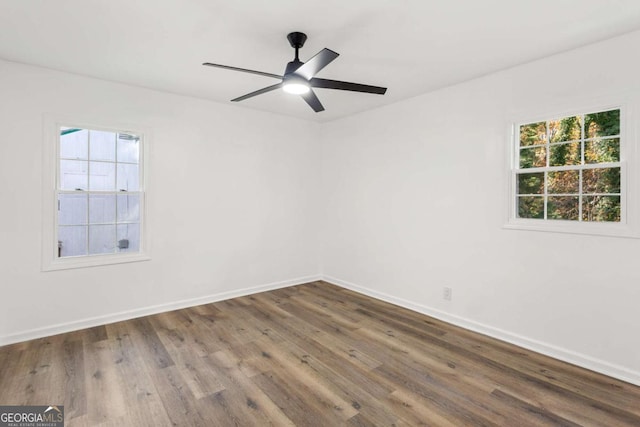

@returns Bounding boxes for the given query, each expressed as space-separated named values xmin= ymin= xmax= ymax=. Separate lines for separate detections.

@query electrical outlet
xmin=443 ymin=287 xmax=452 ymax=301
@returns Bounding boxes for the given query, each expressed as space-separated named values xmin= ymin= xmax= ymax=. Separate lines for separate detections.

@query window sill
xmin=504 ymin=218 xmax=638 ymax=239
xmin=42 ymin=252 xmax=151 ymax=271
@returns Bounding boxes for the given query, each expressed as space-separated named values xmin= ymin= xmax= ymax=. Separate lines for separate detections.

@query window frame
xmin=42 ymin=115 xmax=151 ymax=271
xmin=504 ymin=98 xmax=640 ymax=238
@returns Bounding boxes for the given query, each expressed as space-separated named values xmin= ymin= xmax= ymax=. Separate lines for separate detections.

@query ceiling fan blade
xmin=231 ymin=83 xmax=283 ymax=102
xmin=294 ymin=48 xmax=339 ymax=80
xmin=301 ymin=89 xmax=325 ymax=112
xmin=310 ymin=78 xmax=387 ymax=95
xmin=203 ymin=63 xmax=282 ymax=80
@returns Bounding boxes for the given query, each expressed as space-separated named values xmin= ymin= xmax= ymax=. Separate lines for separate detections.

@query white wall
xmin=320 ymin=30 xmax=640 ymax=385
xmin=0 ymin=60 xmax=321 ymax=343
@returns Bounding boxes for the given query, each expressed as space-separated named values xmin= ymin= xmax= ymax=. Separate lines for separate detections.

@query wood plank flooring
xmin=1 ymin=281 xmax=639 ymax=426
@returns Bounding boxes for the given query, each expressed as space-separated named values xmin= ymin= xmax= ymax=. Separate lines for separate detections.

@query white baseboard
xmin=0 ymin=275 xmax=322 ymax=346
xmin=5 ymin=273 xmax=638 ymax=387
xmin=323 ymin=275 xmax=640 ymax=387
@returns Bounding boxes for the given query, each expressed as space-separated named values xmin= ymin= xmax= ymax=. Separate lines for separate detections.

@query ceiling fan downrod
xmin=287 ymin=32 xmax=307 ymax=62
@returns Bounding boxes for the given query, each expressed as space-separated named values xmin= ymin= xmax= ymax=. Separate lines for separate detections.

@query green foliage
xmin=550 ymin=142 xmax=568 ymax=167
xmin=548 ymin=197 xmax=579 ymax=220
xmin=550 ymin=142 xmax=580 ymax=166
xmin=518 ymin=197 xmax=544 ymax=219
xmin=519 ymin=122 xmax=546 ymax=147
xmin=550 ymin=116 xmax=580 ymax=143
xmin=583 ymin=196 xmax=621 ymax=221
xmin=583 ymin=167 xmax=620 ymax=194
xmin=585 ymin=110 xmax=620 ymax=138
xmin=519 ymin=146 xmax=546 ymax=169
xmin=549 ymin=116 xmax=580 ymax=167
xmin=548 ymin=170 xmax=579 ymax=194
xmin=585 ymin=138 xmax=619 ymax=163
xmin=517 ymin=173 xmax=543 ymax=194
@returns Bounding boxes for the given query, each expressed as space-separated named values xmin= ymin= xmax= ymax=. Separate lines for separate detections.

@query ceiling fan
xmin=203 ymin=32 xmax=387 ymax=112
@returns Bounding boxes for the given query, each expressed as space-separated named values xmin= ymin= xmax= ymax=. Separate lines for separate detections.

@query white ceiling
xmin=2 ymin=1 xmax=640 ymax=122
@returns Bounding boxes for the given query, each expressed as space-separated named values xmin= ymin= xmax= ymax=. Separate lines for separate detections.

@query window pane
xmin=58 ymin=226 xmax=87 ymax=257
xmin=58 ymin=194 xmax=87 ymax=225
xmin=585 ymin=138 xmax=620 ymax=164
xmin=583 ymin=167 xmax=620 ymax=193
xmin=519 ymin=146 xmax=546 ymax=169
xmin=517 ymin=173 xmax=544 ymax=194
xmin=89 ymin=194 xmax=116 ymax=224
xmin=56 ymin=124 xmax=144 ymax=261
xmin=117 ymin=194 xmax=140 ymax=222
xmin=60 ymin=160 xmax=88 ymax=190
xmin=548 ymin=196 xmax=579 ymax=220
xmin=582 ymin=196 xmax=621 ymax=222
xmin=117 ymin=163 xmax=139 ymax=191
xmin=89 ymin=224 xmax=116 ymax=255
xmin=89 ymin=161 xmax=116 ymax=191
xmin=548 ymin=170 xmax=579 ymax=194
xmin=519 ymin=122 xmax=546 ymax=147
xmin=117 ymin=134 xmax=140 ymax=164
xmin=517 ymin=196 xmax=544 ymax=219
xmin=89 ymin=130 xmax=116 ymax=161
xmin=549 ymin=116 xmax=581 ymax=143
xmin=117 ymin=223 xmax=140 ymax=252
xmin=60 ymin=128 xmax=88 ymax=160
xmin=549 ymin=142 xmax=581 ymax=166
xmin=585 ymin=109 xmax=620 ymax=138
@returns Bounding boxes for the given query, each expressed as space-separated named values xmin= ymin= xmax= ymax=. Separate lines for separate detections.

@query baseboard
xmin=5 ymin=273 xmax=638 ymax=387
xmin=323 ymin=275 xmax=640 ymax=387
xmin=0 ymin=274 xmax=322 ymax=346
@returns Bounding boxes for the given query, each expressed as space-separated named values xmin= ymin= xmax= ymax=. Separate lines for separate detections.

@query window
xmin=42 ymin=118 xmax=149 ymax=270
xmin=515 ymin=108 xmax=621 ymax=222
xmin=506 ymin=105 xmax=639 ymax=237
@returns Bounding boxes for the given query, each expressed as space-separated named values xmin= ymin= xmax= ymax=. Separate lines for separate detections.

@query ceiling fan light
xmin=283 ymin=81 xmax=310 ymax=95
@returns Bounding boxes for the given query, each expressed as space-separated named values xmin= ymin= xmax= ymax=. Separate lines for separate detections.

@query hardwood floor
xmin=1 ymin=281 xmax=638 ymax=426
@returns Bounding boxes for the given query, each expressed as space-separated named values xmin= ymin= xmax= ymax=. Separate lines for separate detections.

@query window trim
xmin=42 ymin=115 xmax=151 ymax=271
xmin=504 ymin=97 xmax=639 ymax=239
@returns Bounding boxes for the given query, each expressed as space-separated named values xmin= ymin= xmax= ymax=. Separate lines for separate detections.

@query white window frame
xmin=504 ymin=96 xmax=640 ymax=238
xmin=42 ymin=115 xmax=151 ymax=270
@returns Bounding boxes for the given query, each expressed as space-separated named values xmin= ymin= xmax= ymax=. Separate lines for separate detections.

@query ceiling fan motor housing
xmin=283 ymin=73 xmax=308 ymax=87
xmin=284 ymin=60 xmax=304 ymax=76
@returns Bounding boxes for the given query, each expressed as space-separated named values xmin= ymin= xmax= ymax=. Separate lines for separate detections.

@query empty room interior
xmin=2 ymin=1 xmax=640 ymax=425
